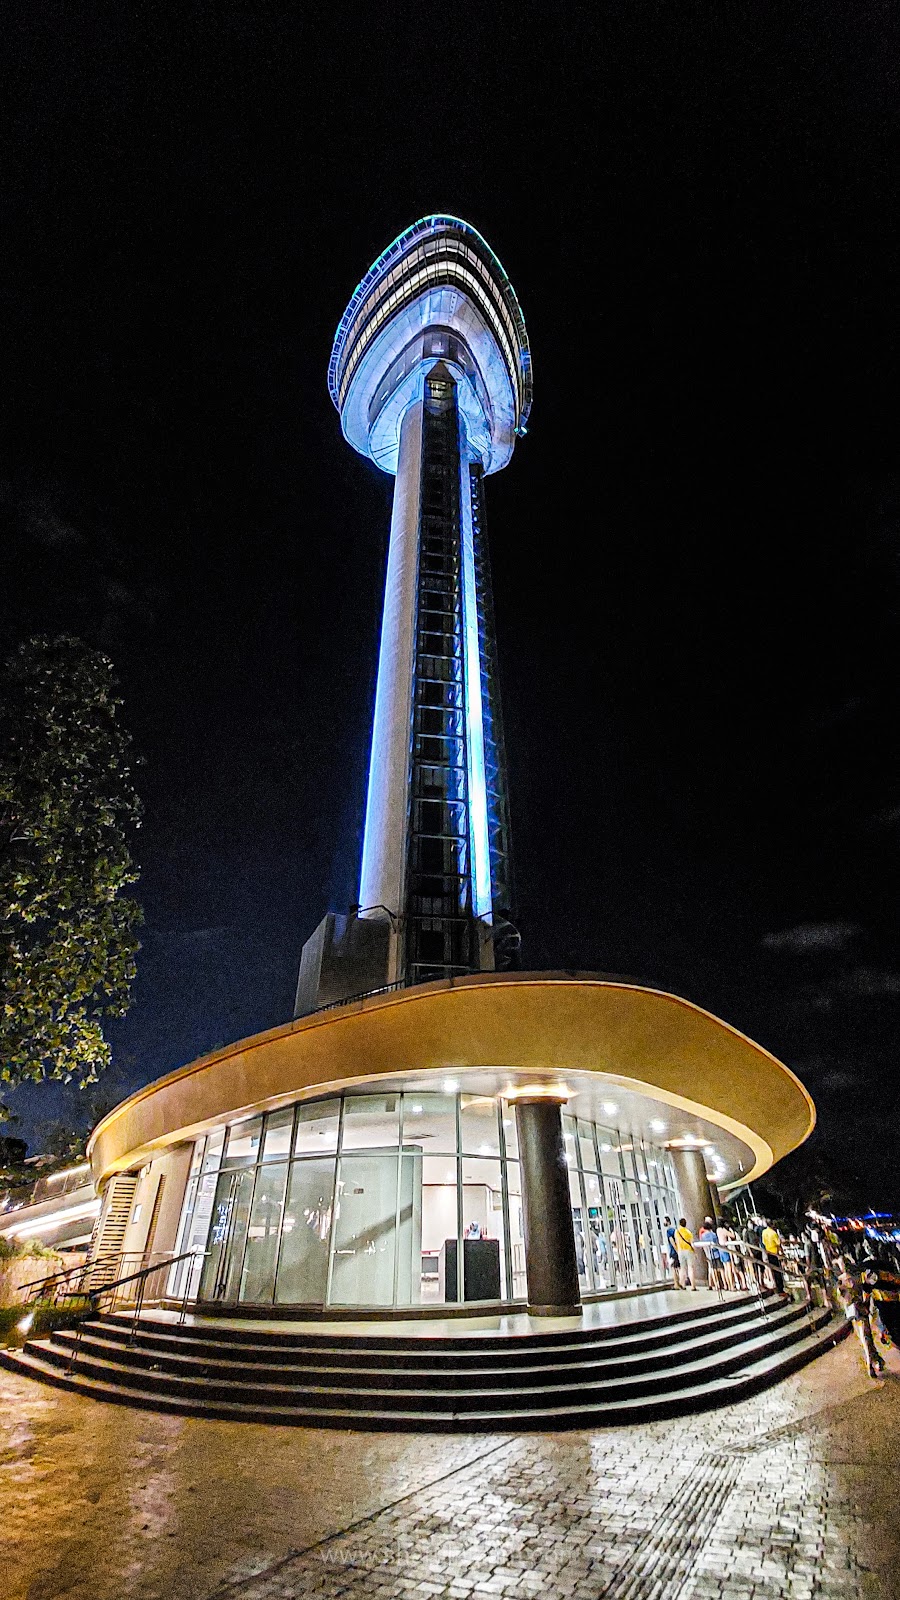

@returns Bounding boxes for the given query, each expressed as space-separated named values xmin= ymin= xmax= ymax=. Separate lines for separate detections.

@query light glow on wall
xmin=2 ymin=1198 xmax=100 ymax=1238
xmin=459 ymin=454 xmax=493 ymax=918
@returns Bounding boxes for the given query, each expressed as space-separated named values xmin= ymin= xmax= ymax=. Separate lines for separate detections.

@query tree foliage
xmin=0 ymin=636 xmax=142 ymax=1117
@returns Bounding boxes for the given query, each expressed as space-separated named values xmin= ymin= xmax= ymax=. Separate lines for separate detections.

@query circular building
xmin=86 ymin=972 xmax=814 ymax=1317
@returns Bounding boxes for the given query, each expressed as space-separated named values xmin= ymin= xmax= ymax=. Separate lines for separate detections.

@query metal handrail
xmin=62 ymin=1249 xmax=207 ymax=1371
xmin=309 ymin=978 xmax=408 ymax=1015
xmin=18 ymin=1252 xmax=123 ymax=1303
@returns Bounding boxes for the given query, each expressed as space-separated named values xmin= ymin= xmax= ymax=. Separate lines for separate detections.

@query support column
xmin=358 ymin=398 xmax=424 ymax=976
xmin=515 ymin=1100 xmax=581 ymax=1317
xmin=669 ymin=1146 xmax=719 ymax=1286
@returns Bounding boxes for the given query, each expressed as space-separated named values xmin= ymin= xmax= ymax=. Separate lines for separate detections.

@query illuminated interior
xmin=168 ymin=1088 xmax=682 ymax=1310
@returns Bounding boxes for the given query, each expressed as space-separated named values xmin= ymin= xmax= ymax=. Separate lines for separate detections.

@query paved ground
xmin=1 ymin=1334 xmax=898 ymax=1600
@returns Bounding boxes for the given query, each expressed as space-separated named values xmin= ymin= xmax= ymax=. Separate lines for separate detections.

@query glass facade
xmin=170 ymin=1091 xmax=680 ymax=1309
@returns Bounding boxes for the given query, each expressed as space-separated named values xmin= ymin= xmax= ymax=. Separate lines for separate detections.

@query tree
xmin=0 ymin=636 xmax=142 ymax=1119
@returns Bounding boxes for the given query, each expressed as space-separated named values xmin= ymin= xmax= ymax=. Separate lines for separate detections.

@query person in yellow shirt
xmin=674 ymin=1218 xmax=696 ymax=1290
xmin=761 ymin=1223 xmax=783 ymax=1292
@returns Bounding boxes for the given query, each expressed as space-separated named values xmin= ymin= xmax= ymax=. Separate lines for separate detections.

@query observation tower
xmin=296 ymin=216 xmax=533 ymax=1012
xmin=71 ymin=217 xmax=820 ymax=1368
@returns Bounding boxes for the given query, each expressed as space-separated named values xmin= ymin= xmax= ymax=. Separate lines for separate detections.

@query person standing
xmin=698 ymin=1220 xmax=721 ymax=1290
xmin=663 ymin=1216 xmax=680 ymax=1288
xmin=674 ymin=1218 xmax=696 ymax=1290
xmin=761 ymin=1221 xmax=784 ymax=1293
xmin=717 ymin=1223 xmax=736 ymax=1291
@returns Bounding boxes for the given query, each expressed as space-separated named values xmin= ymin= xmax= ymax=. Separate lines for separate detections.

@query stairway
xmin=1 ymin=1292 xmax=845 ymax=1429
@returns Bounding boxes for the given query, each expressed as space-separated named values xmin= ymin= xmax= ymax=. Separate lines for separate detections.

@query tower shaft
xmin=361 ymin=367 xmax=511 ymax=984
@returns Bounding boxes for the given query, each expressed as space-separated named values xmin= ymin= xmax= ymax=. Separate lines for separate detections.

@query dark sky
xmin=2 ymin=5 xmax=898 ymax=1206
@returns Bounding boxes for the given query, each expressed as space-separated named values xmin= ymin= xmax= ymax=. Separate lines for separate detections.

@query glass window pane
xmin=605 ymin=1175 xmax=636 ymax=1287
xmin=395 ymin=1151 xmax=423 ymax=1307
xmin=168 ymin=1173 xmax=200 ymax=1298
xmin=329 ymin=1151 xmax=399 ymax=1305
xmin=420 ymin=1153 xmax=458 ymax=1302
xmin=340 ymin=1093 xmax=400 ymax=1150
xmin=596 ymin=1128 xmax=623 ymax=1178
xmin=568 ymin=1169 xmax=591 ymax=1293
xmin=504 ymin=1160 xmax=526 ymax=1300
xmin=402 ymin=1092 xmax=457 ymax=1153
xmin=202 ymin=1127 xmax=226 ymax=1172
xmin=274 ymin=1157 xmax=335 ymax=1304
xmin=293 ymin=1099 xmax=340 ymax=1155
xmin=500 ymin=1104 xmax=518 ymax=1159
xmin=644 ymin=1148 xmax=666 ymax=1184
xmin=619 ymin=1141 xmax=640 ymax=1183
xmin=240 ymin=1162 xmax=288 ymax=1302
xmin=261 ymin=1107 xmax=294 ymax=1163
xmin=562 ymin=1120 xmax=579 ymax=1174
xmin=459 ymin=1156 xmax=503 ymax=1301
xmin=459 ymin=1096 xmax=500 ymax=1156
xmin=631 ymin=1139 xmax=650 ymax=1183
xmin=627 ymin=1182 xmax=655 ymax=1283
xmin=577 ymin=1119 xmax=598 ymax=1172
xmin=460 ymin=1156 xmax=503 ymax=1239
xmin=583 ymin=1172 xmax=615 ymax=1290
xmin=222 ymin=1116 xmax=263 ymax=1168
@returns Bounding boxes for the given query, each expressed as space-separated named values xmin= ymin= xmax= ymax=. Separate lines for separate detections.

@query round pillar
xmin=514 ymin=1099 xmax=581 ymax=1317
xmin=668 ymin=1145 xmax=719 ymax=1286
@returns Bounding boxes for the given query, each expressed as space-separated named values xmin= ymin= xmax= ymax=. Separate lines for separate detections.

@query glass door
xmin=198 ymin=1168 xmax=254 ymax=1302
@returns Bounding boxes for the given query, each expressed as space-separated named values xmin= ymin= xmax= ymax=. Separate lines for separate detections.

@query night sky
xmin=3 ymin=6 xmax=898 ymax=1206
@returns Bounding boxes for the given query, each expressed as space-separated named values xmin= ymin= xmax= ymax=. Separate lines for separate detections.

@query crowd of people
xmin=662 ymin=1214 xmax=783 ymax=1293
xmin=661 ymin=1209 xmax=900 ymax=1381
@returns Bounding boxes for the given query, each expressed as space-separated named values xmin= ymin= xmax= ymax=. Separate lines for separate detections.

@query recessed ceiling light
xmin=443 ymin=1079 xmax=459 ymax=1093
xmin=602 ymin=1102 xmax=618 ymax=1116
xmin=650 ymin=1119 xmax=666 ymax=1134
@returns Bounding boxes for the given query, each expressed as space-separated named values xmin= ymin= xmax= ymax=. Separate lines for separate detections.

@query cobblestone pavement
xmin=1 ymin=1336 xmax=898 ymax=1600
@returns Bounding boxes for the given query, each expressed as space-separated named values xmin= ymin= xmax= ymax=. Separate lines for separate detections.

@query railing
xmin=17 ymin=1248 xmax=207 ymax=1355
xmin=18 ymin=1252 xmax=125 ymax=1306
xmin=56 ymin=1250 xmax=208 ymax=1370
xmin=309 ymin=978 xmax=408 ymax=1015
xmin=690 ymin=1237 xmax=820 ymax=1327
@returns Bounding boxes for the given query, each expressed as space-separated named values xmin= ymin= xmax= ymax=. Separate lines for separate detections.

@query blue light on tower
xmin=297 ymin=215 xmax=531 ymax=1011
xmin=459 ymin=460 xmax=492 ymax=919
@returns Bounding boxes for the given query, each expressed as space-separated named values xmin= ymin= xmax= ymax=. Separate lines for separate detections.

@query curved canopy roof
xmin=87 ymin=972 xmax=814 ymax=1192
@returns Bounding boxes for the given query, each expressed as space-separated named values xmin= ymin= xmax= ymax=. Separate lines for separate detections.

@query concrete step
xmin=0 ymin=1312 xmax=848 ymax=1430
xmin=18 ymin=1305 xmax=830 ymax=1414
xmin=91 ymin=1292 xmax=783 ymax=1368
xmin=48 ymin=1299 xmax=809 ymax=1390
xmin=101 ymin=1290 xmax=772 ymax=1355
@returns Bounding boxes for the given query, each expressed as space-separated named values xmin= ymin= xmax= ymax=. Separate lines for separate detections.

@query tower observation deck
xmin=296 ymin=216 xmax=533 ymax=1011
